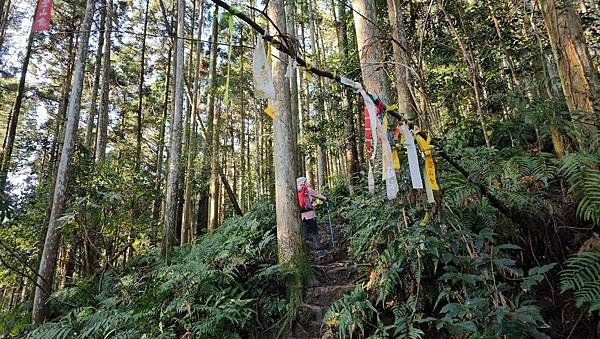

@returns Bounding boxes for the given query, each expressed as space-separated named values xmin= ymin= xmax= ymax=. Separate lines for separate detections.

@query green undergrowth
xmin=10 ymin=202 xmax=292 ymax=339
xmin=323 ymin=146 xmax=599 ymax=338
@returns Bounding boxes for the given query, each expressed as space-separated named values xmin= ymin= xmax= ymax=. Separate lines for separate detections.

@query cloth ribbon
xmin=400 ymin=123 xmax=423 ymax=189
xmin=340 ymin=76 xmax=378 ymax=158
xmin=367 ymin=162 xmax=375 ymax=194
xmin=415 ymin=134 xmax=439 ymax=191
xmin=264 ymin=106 xmax=275 ymax=119
xmin=339 ymin=76 xmax=398 ymax=199
xmin=252 ymin=37 xmax=275 ymax=99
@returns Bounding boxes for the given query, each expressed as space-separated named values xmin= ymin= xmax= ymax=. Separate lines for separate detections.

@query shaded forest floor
xmin=3 ymin=151 xmax=600 ymax=338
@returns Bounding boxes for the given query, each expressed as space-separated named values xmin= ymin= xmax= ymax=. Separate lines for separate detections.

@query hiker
xmin=296 ymin=177 xmax=327 ymax=259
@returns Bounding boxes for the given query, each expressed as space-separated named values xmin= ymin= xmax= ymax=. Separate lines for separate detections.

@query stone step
xmin=299 ymin=302 xmax=326 ymax=321
xmin=305 ymin=284 xmax=354 ymax=306
xmin=291 ymin=319 xmax=322 ymax=338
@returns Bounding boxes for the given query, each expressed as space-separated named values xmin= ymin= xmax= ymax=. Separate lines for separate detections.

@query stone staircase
xmin=288 ymin=231 xmax=360 ymax=339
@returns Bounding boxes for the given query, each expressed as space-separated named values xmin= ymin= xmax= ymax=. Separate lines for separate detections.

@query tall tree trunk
xmin=539 ymin=0 xmax=599 ymax=146
xmin=485 ymin=0 xmax=519 ymax=87
xmin=268 ymin=0 xmax=304 ymax=267
xmin=0 ymin=0 xmax=11 ymax=57
xmin=308 ymin=3 xmax=327 ymax=191
xmin=198 ymin=4 xmax=219 ymax=232
xmin=332 ymin=0 xmax=358 ymax=192
xmin=387 ymin=0 xmax=416 ymax=119
xmin=95 ymin=0 xmax=113 ymax=163
xmin=182 ymin=0 xmax=204 ymax=244
xmin=255 ymin=101 xmax=262 ymax=201
xmin=351 ymin=0 xmax=391 ymax=102
xmin=162 ymin=0 xmax=185 ymax=261
xmin=208 ymin=101 xmax=222 ymax=231
xmin=135 ymin=0 xmax=150 ymax=169
xmin=286 ymin=3 xmax=300 ymax=178
xmin=85 ymin=0 xmax=107 ymax=149
xmin=31 ymin=0 xmax=95 ymax=324
xmin=0 ymin=13 xmax=36 ymax=193
xmin=153 ymin=47 xmax=172 ymax=221
xmin=520 ymin=0 xmax=565 ymax=157
xmin=29 ymin=30 xmax=76 ymax=303
xmin=267 ymin=4 xmax=307 ymax=330
xmin=239 ymin=29 xmax=247 ymax=210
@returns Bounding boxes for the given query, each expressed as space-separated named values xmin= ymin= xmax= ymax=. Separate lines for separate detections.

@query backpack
xmin=297 ymin=184 xmax=313 ymax=212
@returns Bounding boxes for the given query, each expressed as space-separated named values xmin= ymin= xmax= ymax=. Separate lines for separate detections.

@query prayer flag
xmin=401 ymin=123 xmax=423 ymax=189
xmin=32 ymin=0 xmax=53 ymax=32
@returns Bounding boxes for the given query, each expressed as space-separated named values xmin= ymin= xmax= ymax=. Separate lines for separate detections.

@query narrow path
xmin=288 ymin=221 xmax=359 ymax=339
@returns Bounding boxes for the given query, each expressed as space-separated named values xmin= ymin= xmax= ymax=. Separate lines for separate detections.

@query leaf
xmin=522 ymin=275 xmax=544 ymax=291
xmin=440 ymin=272 xmax=481 ymax=285
xmin=496 ymin=244 xmax=522 ymax=251
xmin=493 ymin=258 xmax=516 ymax=267
xmin=55 ymin=213 xmax=75 ymax=230
xmin=528 ymin=263 xmax=556 ymax=276
xmin=453 ymin=320 xmax=477 ymax=333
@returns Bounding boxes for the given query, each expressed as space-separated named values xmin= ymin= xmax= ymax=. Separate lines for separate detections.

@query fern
xmin=561 ymin=152 xmax=600 ymax=225
xmin=560 ymin=251 xmax=600 ymax=314
xmin=324 ymin=286 xmax=380 ymax=339
xmin=27 ymin=323 xmax=74 ymax=339
xmin=391 ymin=295 xmax=419 ymax=337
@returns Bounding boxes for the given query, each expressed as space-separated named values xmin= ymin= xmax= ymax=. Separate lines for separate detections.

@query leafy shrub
xmin=329 ymin=175 xmax=554 ymax=338
xmin=23 ymin=202 xmax=285 ymax=338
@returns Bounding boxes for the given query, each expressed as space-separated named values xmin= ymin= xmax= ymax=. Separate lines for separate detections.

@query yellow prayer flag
xmin=264 ymin=106 xmax=275 ymax=119
xmin=415 ymin=134 xmax=440 ymax=191
xmin=419 ymin=211 xmax=430 ymax=227
xmin=392 ymin=147 xmax=400 ymax=169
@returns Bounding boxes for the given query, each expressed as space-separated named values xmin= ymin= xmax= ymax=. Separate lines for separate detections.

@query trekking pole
xmin=326 ymin=200 xmax=336 ymax=248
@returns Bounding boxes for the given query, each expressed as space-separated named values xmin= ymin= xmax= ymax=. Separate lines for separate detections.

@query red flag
xmin=364 ymin=101 xmax=384 ymax=158
xmin=32 ymin=0 xmax=53 ymax=32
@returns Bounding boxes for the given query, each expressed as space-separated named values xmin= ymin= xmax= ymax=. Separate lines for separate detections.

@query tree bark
xmin=286 ymin=2 xmax=300 ymax=178
xmin=85 ymin=0 xmax=106 ymax=149
xmin=307 ymin=4 xmax=328 ymax=191
xmin=539 ymin=0 xmax=599 ymax=146
xmin=95 ymin=0 xmax=113 ymax=163
xmin=162 ymin=0 xmax=185 ymax=261
xmin=268 ymin=0 xmax=304 ymax=266
xmin=255 ymin=100 xmax=262 ymax=201
xmin=387 ymin=0 xmax=416 ymax=119
xmin=0 ymin=0 xmax=11 ymax=57
xmin=239 ymin=28 xmax=247 ymax=211
xmin=219 ymin=169 xmax=242 ymax=216
xmin=208 ymin=101 xmax=222 ymax=231
xmin=198 ymin=4 xmax=219 ymax=232
xmin=31 ymin=0 xmax=95 ymax=324
xmin=519 ymin=0 xmax=566 ymax=157
xmin=351 ymin=0 xmax=391 ymax=102
xmin=135 ymin=0 xmax=150 ymax=169
xmin=153 ymin=47 xmax=172 ymax=221
xmin=182 ymin=0 xmax=204 ymax=244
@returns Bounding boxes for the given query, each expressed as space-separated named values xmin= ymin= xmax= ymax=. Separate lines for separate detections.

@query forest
xmin=0 ymin=0 xmax=599 ymax=337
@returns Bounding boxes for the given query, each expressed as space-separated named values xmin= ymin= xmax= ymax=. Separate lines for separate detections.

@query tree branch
xmin=0 ymin=238 xmax=51 ymax=288
xmin=0 ymin=252 xmax=50 ymax=296
xmin=209 ymin=0 xmax=525 ymax=225
xmin=219 ymin=169 xmax=243 ymax=216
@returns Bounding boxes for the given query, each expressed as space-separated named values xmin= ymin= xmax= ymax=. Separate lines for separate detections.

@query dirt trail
xmin=288 ymin=221 xmax=359 ymax=339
